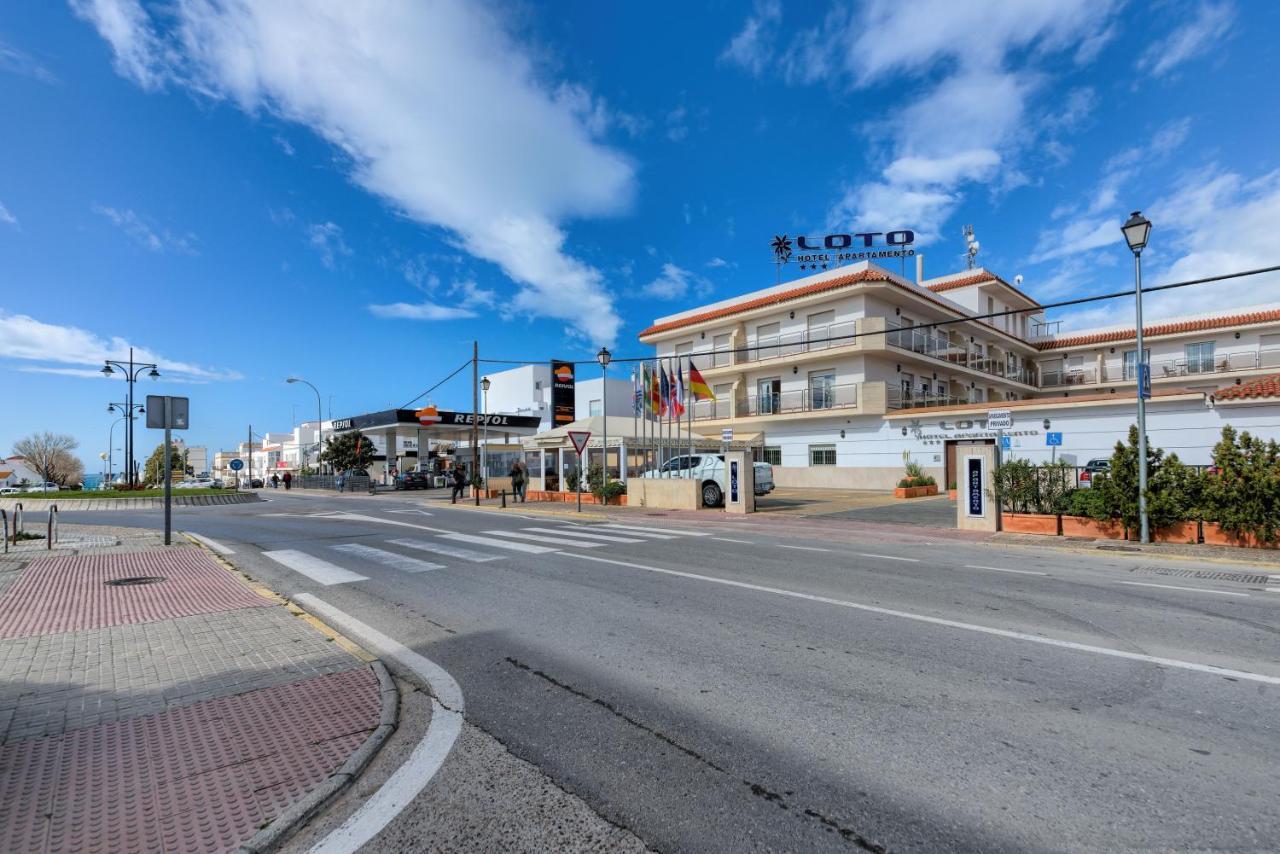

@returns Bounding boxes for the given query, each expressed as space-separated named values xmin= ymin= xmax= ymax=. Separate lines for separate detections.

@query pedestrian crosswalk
xmin=269 ymin=523 xmax=713 ymax=585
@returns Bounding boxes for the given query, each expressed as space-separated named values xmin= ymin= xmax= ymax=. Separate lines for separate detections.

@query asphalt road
xmin=62 ymin=492 xmax=1280 ymax=852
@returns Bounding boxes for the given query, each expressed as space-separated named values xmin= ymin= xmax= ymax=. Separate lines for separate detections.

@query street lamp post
xmin=481 ymin=376 xmax=491 ymax=489
xmin=107 ymin=400 xmax=146 ymax=484
xmin=101 ymin=347 xmax=160 ymax=487
xmin=106 ymin=414 xmax=127 ymax=486
xmin=597 ymin=348 xmax=611 ymax=483
xmin=286 ymin=377 xmax=324 ymax=475
xmin=1122 ymin=210 xmax=1153 ymax=544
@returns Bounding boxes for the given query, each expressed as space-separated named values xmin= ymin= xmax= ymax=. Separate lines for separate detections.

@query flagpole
xmin=687 ymin=360 xmax=694 ymax=468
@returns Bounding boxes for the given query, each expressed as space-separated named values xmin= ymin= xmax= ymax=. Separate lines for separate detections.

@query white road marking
xmin=522 ymin=526 xmax=645 ymax=544
xmin=440 ymin=532 xmax=557 ymax=554
xmin=965 ymin=564 xmax=1047 ymax=576
xmin=778 ymin=544 xmax=829 ymax=552
xmin=389 ymin=537 xmax=502 ymax=563
xmin=485 ymin=530 xmax=603 ymax=549
xmin=858 ymin=553 xmax=920 ymax=563
xmin=309 ymin=512 xmax=450 ymax=533
xmin=711 ymin=537 xmax=754 ymax=544
xmin=331 ymin=543 xmax=444 ymax=573
xmin=589 ymin=528 xmax=676 ymax=539
xmin=295 ymin=594 xmax=464 ymax=854
xmin=386 ymin=508 xmax=435 ymax=516
xmin=597 ymin=524 xmax=713 ymax=537
xmin=1119 ymin=581 xmax=1248 ymax=597
xmin=262 ymin=549 xmax=368 ymax=585
xmin=186 ymin=532 xmax=234 ymax=554
xmin=561 ymin=553 xmax=1280 ymax=686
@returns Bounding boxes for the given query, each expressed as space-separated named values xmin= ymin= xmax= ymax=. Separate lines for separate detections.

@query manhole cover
xmin=645 ymin=513 xmax=669 ymax=517
xmin=105 ymin=576 xmax=166 ymax=587
xmin=1096 ymin=545 xmax=1141 ymax=552
xmin=1131 ymin=566 xmax=1271 ymax=585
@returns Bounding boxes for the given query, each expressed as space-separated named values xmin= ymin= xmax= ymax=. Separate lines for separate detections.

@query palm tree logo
xmin=771 ymin=235 xmax=793 ymax=264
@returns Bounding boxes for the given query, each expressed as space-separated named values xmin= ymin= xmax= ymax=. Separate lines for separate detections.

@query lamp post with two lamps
xmin=1122 ymin=210 xmax=1153 ymax=544
xmin=106 ymin=406 xmax=140 ymax=485
xmin=101 ymin=348 xmax=160 ymax=487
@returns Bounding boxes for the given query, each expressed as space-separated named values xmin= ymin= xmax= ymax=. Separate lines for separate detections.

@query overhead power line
xmin=474 ymin=264 xmax=1280 ymax=366
xmin=399 ymin=358 xmax=472 ymax=409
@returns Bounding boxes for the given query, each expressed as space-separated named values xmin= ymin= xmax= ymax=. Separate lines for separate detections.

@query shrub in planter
xmin=1204 ymin=426 xmax=1280 ymax=546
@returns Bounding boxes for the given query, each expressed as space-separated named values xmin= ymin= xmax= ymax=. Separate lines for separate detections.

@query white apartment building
xmin=483 ymin=364 xmax=636 ymax=430
xmin=639 ymin=262 xmax=1280 ymax=489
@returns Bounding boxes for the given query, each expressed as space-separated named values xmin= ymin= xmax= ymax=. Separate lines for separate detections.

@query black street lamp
xmin=1122 ymin=210 xmax=1153 ymax=543
xmin=480 ymin=376 xmax=491 ymax=488
xmin=102 ymin=347 xmax=160 ymax=487
xmin=286 ymin=377 xmax=324 ymax=473
xmin=597 ymin=348 xmax=611 ymax=480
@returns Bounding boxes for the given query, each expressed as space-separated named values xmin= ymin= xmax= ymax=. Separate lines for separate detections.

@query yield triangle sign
xmin=567 ymin=431 xmax=591 ymax=455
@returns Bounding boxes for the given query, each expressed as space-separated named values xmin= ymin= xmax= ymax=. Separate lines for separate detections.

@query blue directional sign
xmin=1046 ymin=432 xmax=1063 ymax=446
xmin=1000 ymin=436 xmax=1012 ymax=450
xmin=229 ymin=458 xmax=244 ymax=471
xmin=1138 ymin=363 xmax=1152 ymax=400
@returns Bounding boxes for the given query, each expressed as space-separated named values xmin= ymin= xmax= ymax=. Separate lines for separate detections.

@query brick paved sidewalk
xmin=0 ymin=527 xmax=385 ymax=853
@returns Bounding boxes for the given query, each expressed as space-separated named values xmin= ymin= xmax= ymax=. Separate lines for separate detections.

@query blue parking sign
xmin=1000 ymin=436 xmax=1011 ymax=450
xmin=1046 ymin=432 xmax=1063 ymax=446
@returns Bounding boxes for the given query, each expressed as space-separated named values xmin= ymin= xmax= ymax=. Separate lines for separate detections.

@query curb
xmin=0 ymin=493 xmax=262 ymax=512
xmin=236 ymin=660 xmax=399 ymax=854
xmin=989 ymin=532 xmax=1280 ymax=571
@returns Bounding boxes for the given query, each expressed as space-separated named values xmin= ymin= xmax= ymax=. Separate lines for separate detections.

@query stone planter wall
xmin=893 ymin=484 xmax=938 ymax=499
xmin=1000 ymin=513 xmax=1060 ymax=535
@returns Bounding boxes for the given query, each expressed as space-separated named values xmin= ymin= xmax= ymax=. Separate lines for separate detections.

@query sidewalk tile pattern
xmin=0 ymin=607 xmax=357 ymax=742
xmin=0 ymin=551 xmax=268 ymax=640
xmin=0 ymin=667 xmax=378 ymax=854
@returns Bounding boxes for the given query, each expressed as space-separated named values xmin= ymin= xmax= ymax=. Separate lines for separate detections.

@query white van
xmin=641 ymin=454 xmax=775 ymax=507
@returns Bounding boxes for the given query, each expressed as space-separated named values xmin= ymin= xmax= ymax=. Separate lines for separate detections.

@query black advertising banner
xmin=551 ymin=360 xmax=576 ymax=426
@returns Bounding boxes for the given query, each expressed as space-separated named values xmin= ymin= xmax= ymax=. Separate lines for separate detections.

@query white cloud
xmin=641 ymin=263 xmax=711 ymax=301
xmin=1138 ymin=1 xmax=1235 ymax=78
xmin=367 ymin=302 xmax=476 ymax=321
xmin=706 ymin=257 xmax=732 ymax=269
xmin=0 ymin=202 xmax=17 ymax=227
xmin=720 ymin=0 xmax=782 ymax=77
xmin=0 ymin=38 xmax=58 ymax=84
xmin=0 ymin=311 xmax=241 ymax=380
xmin=883 ymin=149 xmax=1001 ymax=187
xmin=273 ymin=134 xmax=295 ymax=156
xmin=93 ymin=204 xmax=198 ymax=254
xmin=306 ymin=221 xmax=351 ymax=269
xmin=73 ymin=0 xmax=634 ymax=346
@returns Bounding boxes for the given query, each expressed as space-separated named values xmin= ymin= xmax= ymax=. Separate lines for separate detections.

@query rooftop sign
xmin=772 ymin=230 xmax=916 ymax=271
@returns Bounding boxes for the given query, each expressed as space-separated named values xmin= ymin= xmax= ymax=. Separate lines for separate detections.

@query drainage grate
xmin=1130 ymin=566 xmax=1271 ymax=585
xmin=105 ymin=576 xmax=167 ymax=587
xmin=645 ymin=513 xmax=669 ymax=517
xmin=1096 ymin=545 xmax=1141 ymax=552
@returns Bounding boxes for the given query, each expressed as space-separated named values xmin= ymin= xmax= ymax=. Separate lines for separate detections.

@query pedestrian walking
xmin=450 ymin=465 xmax=467 ymax=504
xmin=510 ymin=459 xmax=527 ymax=503
xmin=336 ymin=470 xmax=346 ymax=493
xmin=271 ymin=473 xmax=279 ymax=489
xmin=282 ymin=471 xmax=292 ymax=490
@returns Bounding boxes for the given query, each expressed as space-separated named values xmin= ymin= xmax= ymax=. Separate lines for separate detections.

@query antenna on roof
xmin=963 ymin=225 xmax=980 ymax=270
xmin=1015 ymin=274 xmax=1023 ymax=285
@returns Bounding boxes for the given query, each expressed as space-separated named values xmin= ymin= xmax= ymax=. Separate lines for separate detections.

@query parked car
xmin=395 ymin=471 xmax=431 ymax=490
xmin=0 ymin=486 xmax=22 ymax=496
xmin=1078 ymin=458 xmax=1110 ymax=486
xmin=24 ymin=482 xmax=61 ymax=493
xmin=640 ymin=454 xmax=775 ymax=507
xmin=175 ymin=478 xmax=217 ymax=489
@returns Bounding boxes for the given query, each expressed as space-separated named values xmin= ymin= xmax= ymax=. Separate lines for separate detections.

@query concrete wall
xmin=771 ymin=465 xmax=940 ymax=491
xmin=628 ymin=478 xmax=702 ymax=510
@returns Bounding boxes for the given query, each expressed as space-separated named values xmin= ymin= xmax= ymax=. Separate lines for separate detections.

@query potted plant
xmin=894 ymin=456 xmax=937 ymax=498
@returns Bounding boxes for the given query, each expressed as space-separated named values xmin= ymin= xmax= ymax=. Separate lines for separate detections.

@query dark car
xmin=396 ymin=471 xmax=431 ymax=490
xmin=1079 ymin=458 xmax=1110 ymax=487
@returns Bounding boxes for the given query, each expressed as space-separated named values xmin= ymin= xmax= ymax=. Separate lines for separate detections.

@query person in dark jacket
xmin=282 ymin=471 xmax=292 ymax=490
xmin=509 ymin=459 xmax=527 ymax=503
xmin=450 ymin=465 xmax=467 ymax=504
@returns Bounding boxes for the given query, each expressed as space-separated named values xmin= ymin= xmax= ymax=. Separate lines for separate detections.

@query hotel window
xmin=1263 ymin=334 xmax=1280 ymax=368
xmin=809 ymin=444 xmax=837 ymax=466
xmin=900 ymin=373 xmax=914 ymax=401
xmin=675 ymin=341 xmax=693 ymax=358
xmin=807 ymin=310 xmax=835 ymax=350
xmin=588 ymin=399 xmax=602 ymax=417
xmin=809 ymin=369 xmax=836 ymax=409
xmin=762 ymin=446 xmax=782 ymax=466
xmin=756 ymin=322 xmax=781 ymax=360
xmin=713 ymin=333 xmax=732 ymax=366
xmin=1185 ymin=341 xmax=1215 ymax=373
xmin=1123 ymin=348 xmax=1150 ymax=380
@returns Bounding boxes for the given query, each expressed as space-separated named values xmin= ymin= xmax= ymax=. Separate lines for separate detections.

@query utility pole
xmin=247 ymin=424 xmax=252 ymax=489
xmin=471 ymin=341 xmax=479 ymax=504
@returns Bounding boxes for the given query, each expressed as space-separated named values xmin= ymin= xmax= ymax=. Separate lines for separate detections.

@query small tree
xmin=13 ymin=432 xmax=80 ymax=484
xmin=1096 ymin=425 xmax=1168 ymax=534
xmin=143 ymin=442 xmax=184 ymax=486
xmin=319 ymin=431 xmax=376 ymax=473
xmin=1207 ymin=427 xmax=1280 ymax=543
xmin=586 ymin=462 xmax=625 ymax=502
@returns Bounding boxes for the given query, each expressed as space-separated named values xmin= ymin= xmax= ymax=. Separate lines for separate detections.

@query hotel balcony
xmin=1040 ymin=348 xmax=1280 ymax=388
xmin=688 ymin=381 xmax=885 ymax=426
xmin=883 ymin=322 xmax=1039 ymax=387
xmin=697 ymin=320 xmax=861 ymax=376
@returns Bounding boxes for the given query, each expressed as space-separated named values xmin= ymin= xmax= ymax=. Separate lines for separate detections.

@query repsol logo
xmin=796 ymin=231 xmax=915 ymax=251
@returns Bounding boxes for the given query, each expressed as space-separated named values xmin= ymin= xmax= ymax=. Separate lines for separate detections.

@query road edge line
xmin=292 ymin=593 xmax=466 ymax=854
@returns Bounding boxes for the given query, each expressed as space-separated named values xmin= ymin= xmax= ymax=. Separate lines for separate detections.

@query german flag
xmin=687 ymin=359 xmax=714 ymax=401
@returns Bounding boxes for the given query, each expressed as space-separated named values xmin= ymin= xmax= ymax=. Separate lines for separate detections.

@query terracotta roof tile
xmin=1037 ymin=307 xmax=1280 ymax=350
xmin=1212 ymin=371 xmax=1280 ymax=401
xmin=638 ymin=268 xmax=1035 ymax=346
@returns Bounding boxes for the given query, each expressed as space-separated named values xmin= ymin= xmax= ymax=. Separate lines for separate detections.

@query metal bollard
xmin=1 ymin=509 xmax=7 ymax=553
xmin=13 ymin=502 xmax=22 ymax=543
xmin=47 ymin=504 xmax=57 ymax=550
xmin=501 ymin=490 xmax=507 ymax=508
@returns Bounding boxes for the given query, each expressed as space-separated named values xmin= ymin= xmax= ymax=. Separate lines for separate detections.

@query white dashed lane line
xmin=965 ymin=564 xmax=1048 ymax=576
xmin=1119 ymin=580 xmax=1249 ymax=597
xmin=859 ymin=553 xmax=920 ymax=563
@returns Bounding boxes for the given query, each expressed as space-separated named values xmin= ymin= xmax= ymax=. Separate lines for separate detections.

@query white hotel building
xmin=639 ymin=262 xmax=1280 ymax=490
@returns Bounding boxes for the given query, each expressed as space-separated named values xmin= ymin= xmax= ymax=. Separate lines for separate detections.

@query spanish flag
xmin=687 ymin=359 xmax=714 ymax=401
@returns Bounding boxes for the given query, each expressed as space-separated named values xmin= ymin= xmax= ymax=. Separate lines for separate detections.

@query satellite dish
xmin=1015 ymin=274 xmax=1024 ymax=285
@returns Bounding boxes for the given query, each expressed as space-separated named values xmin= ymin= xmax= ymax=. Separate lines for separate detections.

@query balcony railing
xmin=885 ymin=322 xmax=1037 ymax=386
xmin=886 ymin=389 xmax=972 ymax=410
xmin=691 ymin=398 xmax=734 ymax=421
xmin=1040 ymin=348 xmax=1280 ymax=388
xmin=735 ymin=383 xmax=858 ymax=418
xmin=739 ymin=321 xmax=858 ymax=366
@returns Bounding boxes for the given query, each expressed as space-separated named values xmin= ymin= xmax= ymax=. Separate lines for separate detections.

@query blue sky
xmin=3 ymin=0 xmax=1279 ymax=470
